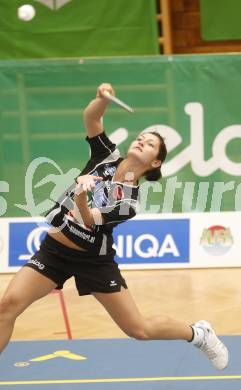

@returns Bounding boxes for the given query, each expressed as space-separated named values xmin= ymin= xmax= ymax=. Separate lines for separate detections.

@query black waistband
xmin=43 ymin=234 xmax=113 ymax=260
xmin=43 ymin=234 xmax=93 ymax=257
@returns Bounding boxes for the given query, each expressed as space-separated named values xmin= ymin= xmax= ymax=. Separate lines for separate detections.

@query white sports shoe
xmin=193 ymin=320 xmax=229 ymax=370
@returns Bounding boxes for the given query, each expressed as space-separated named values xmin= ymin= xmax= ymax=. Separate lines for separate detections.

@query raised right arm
xmin=83 ymin=83 xmax=115 ymax=139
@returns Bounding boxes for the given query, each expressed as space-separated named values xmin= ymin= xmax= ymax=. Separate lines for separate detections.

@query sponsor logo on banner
xmin=113 ymin=219 xmax=190 ymax=264
xmin=9 ymin=222 xmax=49 ymax=267
xmin=200 ymin=225 xmax=233 ymax=256
xmin=144 ymin=103 xmax=241 ymax=177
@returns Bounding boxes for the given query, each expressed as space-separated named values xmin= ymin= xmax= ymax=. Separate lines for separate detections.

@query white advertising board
xmin=0 ymin=212 xmax=240 ymax=273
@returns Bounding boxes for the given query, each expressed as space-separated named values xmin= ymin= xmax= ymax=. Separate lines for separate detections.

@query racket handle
xmin=102 ymin=90 xmax=134 ymax=114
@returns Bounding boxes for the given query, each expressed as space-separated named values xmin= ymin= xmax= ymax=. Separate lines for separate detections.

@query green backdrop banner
xmin=200 ymin=0 xmax=241 ymax=41
xmin=0 ymin=0 xmax=159 ymax=59
xmin=0 ymin=54 xmax=241 ymax=217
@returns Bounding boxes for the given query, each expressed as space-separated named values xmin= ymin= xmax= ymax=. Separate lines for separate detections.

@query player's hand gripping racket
xmin=103 ymin=90 xmax=134 ymax=114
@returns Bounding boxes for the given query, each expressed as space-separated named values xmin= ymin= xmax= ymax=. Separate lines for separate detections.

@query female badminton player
xmin=0 ymin=83 xmax=228 ymax=369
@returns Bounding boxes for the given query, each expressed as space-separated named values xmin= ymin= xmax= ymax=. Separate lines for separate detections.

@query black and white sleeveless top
xmin=46 ymin=132 xmax=139 ymax=256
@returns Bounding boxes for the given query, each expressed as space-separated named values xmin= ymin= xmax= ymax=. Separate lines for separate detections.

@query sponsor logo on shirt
xmin=112 ymin=185 xmax=124 ymax=201
xmin=69 ymin=225 xmax=95 ymax=243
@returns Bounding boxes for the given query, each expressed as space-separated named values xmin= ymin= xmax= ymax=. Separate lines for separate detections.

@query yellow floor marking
xmin=0 ymin=375 xmax=241 ymax=385
xmin=30 ymin=350 xmax=86 ymax=361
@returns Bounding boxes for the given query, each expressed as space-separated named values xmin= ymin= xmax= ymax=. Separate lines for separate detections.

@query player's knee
xmin=0 ymin=294 xmax=22 ymax=320
xmin=134 ymin=331 xmax=150 ymax=341
xmin=124 ymin=325 xmax=150 ymax=341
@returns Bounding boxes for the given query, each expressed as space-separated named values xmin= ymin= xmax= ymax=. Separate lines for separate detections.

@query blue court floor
xmin=0 ymin=336 xmax=241 ymax=389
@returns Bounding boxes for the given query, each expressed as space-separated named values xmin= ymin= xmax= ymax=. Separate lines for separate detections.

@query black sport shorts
xmin=24 ymin=234 xmax=127 ymax=296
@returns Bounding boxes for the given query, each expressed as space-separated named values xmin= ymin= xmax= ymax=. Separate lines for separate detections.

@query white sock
xmin=190 ymin=325 xmax=205 ymax=347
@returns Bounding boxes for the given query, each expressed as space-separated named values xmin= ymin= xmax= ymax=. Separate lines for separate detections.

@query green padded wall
xmin=0 ymin=55 xmax=241 ymax=217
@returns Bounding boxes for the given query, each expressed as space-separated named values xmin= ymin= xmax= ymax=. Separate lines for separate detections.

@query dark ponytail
xmin=144 ymin=132 xmax=167 ymax=181
xmin=145 ymin=167 xmax=162 ymax=181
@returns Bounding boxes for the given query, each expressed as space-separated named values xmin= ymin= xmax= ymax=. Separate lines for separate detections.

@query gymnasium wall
xmin=170 ymin=0 xmax=241 ymax=54
xmin=200 ymin=0 xmax=241 ymax=41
